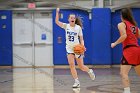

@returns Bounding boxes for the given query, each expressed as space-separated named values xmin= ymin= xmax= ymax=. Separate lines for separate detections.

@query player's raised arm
xmin=55 ymin=8 xmax=63 ymax=28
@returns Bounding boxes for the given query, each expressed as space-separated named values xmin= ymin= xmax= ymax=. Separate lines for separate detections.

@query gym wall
xmin=0 ymin=8 xmax=140 ymax=66
xmin=0 ymin=10 xmax=13 ymax=66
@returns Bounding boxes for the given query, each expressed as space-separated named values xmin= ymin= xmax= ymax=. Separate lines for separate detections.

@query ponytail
xmin=75 ymin=17 xmax=83 ymax=28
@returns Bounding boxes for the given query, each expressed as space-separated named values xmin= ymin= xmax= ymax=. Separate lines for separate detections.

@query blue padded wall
xmin=91 ymin=8 xmax=111 ymax=65
xmin=53 ymin=9 xmax=92 ymax=65
xmin=111 ymin=10 xmax=122 ymax=64
xmin=0 ymin=10 xmax=13 ymax=66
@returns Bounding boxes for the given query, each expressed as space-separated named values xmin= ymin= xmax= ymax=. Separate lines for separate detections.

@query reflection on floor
xmin=0 ymin=67 xmax=140 ymax=93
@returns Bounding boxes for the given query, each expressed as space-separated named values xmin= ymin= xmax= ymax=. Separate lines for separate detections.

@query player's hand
xmin=111 ymin=43 xmax=116 ymax=48
xmin=56 ymin=8 xmax=60 ymax=13
xmin=83 ymin=46 xmax=86 ymax=51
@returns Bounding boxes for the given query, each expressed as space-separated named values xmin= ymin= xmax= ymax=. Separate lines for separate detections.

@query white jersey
xmin=62 ymin=23 xmax=83 ymax=48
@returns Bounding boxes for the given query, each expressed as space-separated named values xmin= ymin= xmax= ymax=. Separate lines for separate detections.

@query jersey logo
xmin=67 ymin=31 xmax=77 ymax=36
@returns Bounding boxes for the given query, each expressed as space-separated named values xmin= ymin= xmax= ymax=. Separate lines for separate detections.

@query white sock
xmin=124 ymin=87 xmax=131 ymax=93
xmin=75 ymin=78 xmax=80 ymax=83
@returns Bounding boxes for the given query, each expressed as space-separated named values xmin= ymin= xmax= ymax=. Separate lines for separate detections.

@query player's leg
xmin=120 ymin=65 xmax=132 ymax=93
xmin=67 ymin=54 xmax=80 ymax=88
xmin=76 ymin=56 xmax=95 ymax=80
xmin=76 ymin=57 xmax=89 ymax=72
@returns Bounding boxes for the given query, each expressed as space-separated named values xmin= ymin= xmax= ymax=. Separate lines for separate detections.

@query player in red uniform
xmin=111 ymin=8 xmax=140 ymax=93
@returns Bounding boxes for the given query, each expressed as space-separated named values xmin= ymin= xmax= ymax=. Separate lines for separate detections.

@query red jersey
xmin=123 ymin=20 xmax=139 ymax=48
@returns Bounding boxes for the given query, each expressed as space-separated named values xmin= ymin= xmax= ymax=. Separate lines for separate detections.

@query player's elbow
xmin=55 ymin=19 xmax=58 ymax=24
xmin=55 ymin=21 xmax=60 ymax=26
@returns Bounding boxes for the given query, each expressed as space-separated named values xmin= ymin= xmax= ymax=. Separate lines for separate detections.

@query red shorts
xmin=123 ymin=46 xmax=140 ymax=65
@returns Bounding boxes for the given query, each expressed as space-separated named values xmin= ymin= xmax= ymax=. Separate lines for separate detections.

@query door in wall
xmin=13 ymin=11 xmax=53 ymax=67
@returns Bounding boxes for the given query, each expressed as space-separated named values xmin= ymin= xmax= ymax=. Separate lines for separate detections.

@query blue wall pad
xmin=0 ymin=10 xmax=13 ymax=66
xmin=111 ymin=10 xmax=122 ymax=64
xmin=91 ymin=8 xmax=111 ymax=65
xmin=53 ymin=9 xmax=92 ymax=65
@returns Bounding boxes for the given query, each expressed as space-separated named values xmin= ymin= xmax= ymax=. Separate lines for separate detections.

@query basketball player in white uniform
xmin=55 ymin=8 xmax=95 ymax=88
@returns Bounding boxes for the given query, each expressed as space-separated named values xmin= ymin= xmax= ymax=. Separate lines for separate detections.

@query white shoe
xmin=72 ymin=88 xmax=80 ymax=93
xmin=72 ymin=82 xmax=80 ymax=88
xmin=123 ymin=87 xmax=131 ymax=93
xmin=123 ymin=91 xmax=131 ymax=93
xmin=88 ymin=69 xmax=95 ymax=80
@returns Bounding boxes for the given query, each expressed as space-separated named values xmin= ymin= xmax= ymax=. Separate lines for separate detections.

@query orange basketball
xmin=73 ymin=44 xmax=85 ymax=55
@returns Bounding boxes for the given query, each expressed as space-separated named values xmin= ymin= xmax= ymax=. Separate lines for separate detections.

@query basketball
xmin=73 ymin=44 xmax=85 ymax=55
